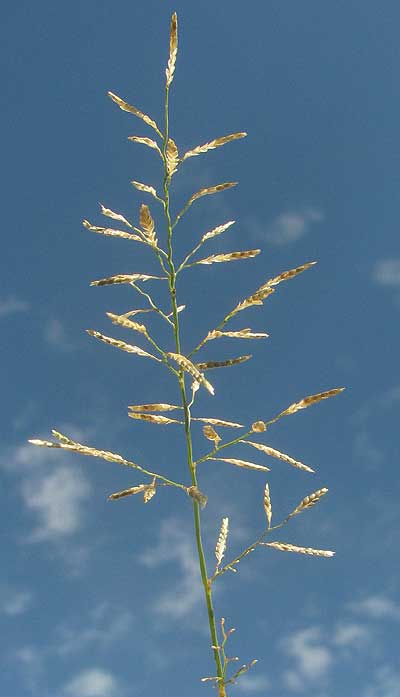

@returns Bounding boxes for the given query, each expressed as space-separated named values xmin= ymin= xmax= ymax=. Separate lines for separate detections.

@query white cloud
xmin=332 ymin=622 xmax=371 ymax=647
xmin=140 ymin=517 xmax=203 ymax=620
xmin=0 ymin=296 xmax=30 ymax=318
xmin=248 ymin=208 xmax=323 ymax=246
xmin=350 ymin=594 xmax=400 ymax=621
xmin=362 ymin=665 xmax=400 ymax=697
xmin=20 ymin=465 xmax=91 ymax=541
xmin=56 ymin=603 xmax=134 ymax=656
xmin=0 ymin=587 xmax=33 ymax=616
xmin=44 ymin=318 xmax=74 ymax=350
xmin=281 ymin=627 xmax=332 ymax=691
xmin=372 ymin=259 xmax=400 ymax=287
xmin=63 ymin=668 xmax=119 ymax=697
xmin=236 ymin=673 xmax=271 ymax=692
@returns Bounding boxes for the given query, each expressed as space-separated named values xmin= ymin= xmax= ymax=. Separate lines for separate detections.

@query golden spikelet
xmin=106 ymin=312 xmax=148 ymax=335
xmin=258 ymin=261 xmax=317 ymax=291
xmin=109 ymin=485 xmax=148 ymax=500
xmin=90 ymin=273 xmax=162 ymax=286
xmin=201 ymin=220 xmax=236 ymax=242
xmin=182 ymin=132 xmax=247 ymax=160
xmin=166 ymin=138 xmax=179 ymax=176
xmin=192 ymin=417 xmax=243 ymax=428
xmin=128 ymin=403 xmax=181 ymax=412
xmin=167 ymin=352 xmax=215 ymax=395
xmin=131 ymin=181 xmax=158 ymax=199
xmin=86 ymin=330 xmax=161 ymax=361
xmin=128 ymin=413 xmax=183 ymax=425
xmin=288 ymin=488 xmax=328 ymax=518
xmin=196 ymin=355 xmax=252 ymax=371
xmin=215 ymin=517 xmax=229 ymax=565
xmin=100 ymin=204 xmax=132 ymax=228
xmin=212 ymin=458 xmax=270 ymax=472
xmin=203 ymin=424 xmax=221 ymax=444
xmin=206 ymin=328 xmax=268 ymax=340
xmin=29 ymin=435 xmax=134 ymax=468
xmin=127 ymin=136 xmax=162 ymax=156
xmin=108 ymin=91 xmax=161 ymax=134
xmin=263 ymin=483 xmax=272 ymax=528
xmin=240 ymin=441 xmax=314 ymax=474
xmin=251 ymin=421 xmax=267 ymax=432
xmin=51 ymin=430 xmax=75 ymax=444
xmin=165 ymin=12 xmax=178 ymax=87
xmin=139 ymin=204 xmax=158 ymax=246
xmin=193 ymin=250 xmax=261 ymax=265
xmin=230 ymin=287 xmax=275 ymax=316
xmin=263 ymin=542 xmax=335 ymax=558
xmin=188 ymin=182 xmax=237 ymax=206
xmin=143 ymin=477 xmax=157 ymax=503
xmin=280 ymin=388 xmax=345 ymax=417
xmin=83 ymin=220 xmax=143 ymax=243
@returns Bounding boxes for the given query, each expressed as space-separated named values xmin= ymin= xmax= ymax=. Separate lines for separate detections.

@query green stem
xmin=161 ymin=84 xmax=225 ymax=693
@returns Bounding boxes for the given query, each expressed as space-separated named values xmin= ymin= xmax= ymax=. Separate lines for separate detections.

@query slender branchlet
xmin=29 ymin=13 xmax=344 ymax=695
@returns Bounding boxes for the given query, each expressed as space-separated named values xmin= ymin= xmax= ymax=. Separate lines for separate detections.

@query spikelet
xmin=215 ymin=517 xmax=229 ymax=565
xmin=240 ymin=441 xmax=314 ymax=474
xmin=143 ymin=477 xmax=157 ymax=503
xmin=193 ymin=250 xmax=260 ymax=266
xmin=201 ymin=220 xmax=236 ymax=242
xmin=193 ymin=417 xmax=243 ymax=428
xmin=90 ymin=274 xmax=162 ymax=286
xmin=263 ymin=542 xmax=335 ymax=558
xmin=127 ymin=136 xmax=162 ymax=156
xmin=166 ymin=138 xmax=179 ymax=176
xmin=206 ymin=328 xmax=268 ymax=340
xmin=131 ymin=181 xmax=158 ymax=199
xmin=51 ymin=430 xmax=75 ymax=445
xmin=196 ymin=356 xmax=252 ymax=370
xmin=128 ymin=403 xmax=181 ymax=412
xmin=167 ymin=352 xmax=215 ymax=395
xmin=212 ymin=458 xmax=270 ymax=472
xmin=108 ymin=91 xmax=161 ymax=135
xmin=86 ymin=330 xmax=161 ymax=361
xmin=106 ymin=312 xmax=148 ymax=335
xmin=264 ymin=483 xmax=272 ymax=528
xmin=279 ymin=388 xmax=345 ymax=417
xmin=29 ymin=435 xmax=134 ymax=468
xmin=166 ymin=304 xmax=186 ymax=318
xmin=187 ymin=486 xmax=208 ymax=509
xmin=83 ymin=220 xmax=143 ymax=242
xmin=128 ymin=413 xmax=183 ymax=425
xmin=258 ymin=261 xmax=317 ymax=291
xmin=183 ymin=132 xmax=247 ymax=160
xmin=109 ymin=485 xmax=148 ymax=500
xmin=139 ymin=204 xmax=158 ymax=247
xmin=188 ymin=182 xmax=237 ymax=206
xmin=100 ymin=204 xmax=133 ymax=228
xmin=251 ymin=421 xmax=266 ymax=432
xmin=123 ymin=308 xmax=154 ymax=318
xmin=229 ymin=287 xmax=275 ymax=317
xmin=203 ymin=425 xmax=221 ymax=444
xmin=165 ymin=12 xmax=178 ymax=87
xmin=288 ymin=488 xmax=328 ymax=518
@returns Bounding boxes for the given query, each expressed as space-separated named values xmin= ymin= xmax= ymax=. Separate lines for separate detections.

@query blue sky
xmin=2 ymin=1 xmax=400 ymax=696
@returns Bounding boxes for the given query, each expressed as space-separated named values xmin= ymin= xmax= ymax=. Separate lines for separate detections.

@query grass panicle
xmin=29 ymin=13 xmax=342 ymax=696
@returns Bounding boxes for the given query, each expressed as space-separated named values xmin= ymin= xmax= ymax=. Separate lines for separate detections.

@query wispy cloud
xmin=247 ymin=208 xmax=323 ymax=246
xmin=280 ymin=626 xmax=332 ymax=691
xmin=372 ymin=259 xmax=400 ymax=287
xmin=0 ymin=296 xmax=30 ymax=318
xmin=20 ymin=465 xmax=91 ymax=541
xmin=139 ymin=517 xmax=203 ymax=621
xmin=362 ymin=665 xmax=400 ymax=697
xmin=44 ymin=318 xmax=74 ymax=351
xmin=236 ymin=674 xmax=271 ymax=693
xmin=349 ymin=594 xmax=400 ymax=621
xmin=0 ymin=587 xmax=33 ymax=616
xmin=55 ymin=603 xmax=134 ymax=656
xmin=332 ymin=621 xmax=371 ymax=647
xmin=62 ymin=668 xmax=120 ymax=697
